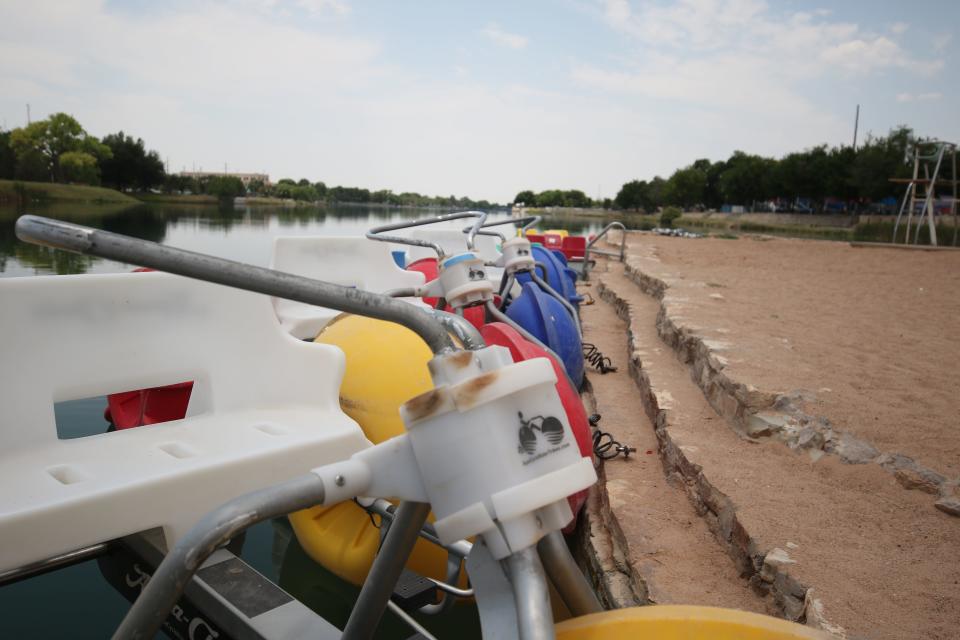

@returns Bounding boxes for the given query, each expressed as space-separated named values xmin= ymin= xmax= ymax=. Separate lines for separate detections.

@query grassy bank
xmin=852 ymin=220 xmax=959 ymax=245
xmin=0 ymin=179 xmax=139 ymax=206
xmin=677 ymin=215 xmax=851 ymax=241
xmin=135 ymin=193 xmax=218 ymax=204
xmin=674 ymin=215 xmax=960 ymax=245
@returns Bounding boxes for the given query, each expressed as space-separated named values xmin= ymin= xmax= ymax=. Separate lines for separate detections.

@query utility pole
xmin=852 ymin=104 xmax=860 ymax=150
xmin=26 ymin=103 xmax=31 ymax=125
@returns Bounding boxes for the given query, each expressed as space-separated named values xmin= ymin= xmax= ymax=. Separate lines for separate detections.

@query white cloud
xmin=933 ymin=33 xmax=952 ymax=53
xmin=295 ymin=0 xmax=349 ymax=15
xmin=597 ymin=0 xmax=939 ymax=75
xmin=896 ymin=92 xmax=942 ymax=103
xmin=481 ymin=23 xmax=529 ymax=50
xmin=577 ymin=0 xmax=945 ymax=151
xmin=890 ymin=22 xmax=909 ymax=35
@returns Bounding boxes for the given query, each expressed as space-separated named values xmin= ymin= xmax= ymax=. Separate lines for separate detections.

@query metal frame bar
xmin=582 ymin=222 xmax=626 ymax=281
xmin=469 ymin=215 xmax=542 ymax=235
xmin=112 ymin=474 xmax=326 ymax=639
xmin=342 ymin=502 xmax=432 ymax=639
xmin=505 ymin=547 xmax=555 ymax=640
xmin=366 ymin=211 xmax=488 ymax=259
xmin=536 ymin=531 xmax=601 ymax=617
xmin=463 ymin=216 xmax=545 ymax=256
xmin=0 ymin=542 xmax=112 ymax=587
xmin=915 ymin=145 xmax=946 ymax=246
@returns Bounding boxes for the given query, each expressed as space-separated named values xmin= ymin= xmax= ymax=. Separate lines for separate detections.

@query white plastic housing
xmin=399 ymin=347 xmax=596 ymax=558
xmin=496 ymin=237 xmax=536 ymax=275
xmin=420 ymin=252 xmax=495 ymax=310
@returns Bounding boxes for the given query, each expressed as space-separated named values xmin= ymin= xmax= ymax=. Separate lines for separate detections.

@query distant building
xmin=179 ymin=171 xmax=270 ymax=188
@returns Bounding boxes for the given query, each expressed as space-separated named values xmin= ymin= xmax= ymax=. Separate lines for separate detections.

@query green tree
xmin=207 ymin=176 xmax=245 ymax=202
xmin=614 ymin=180 xmax=647 ymax=211
xmin=664 ymin=165 xmax=707 ymax=208
xmin=0 ymin=130 xmax=15 ymax=179
xmin=59 ymin=151 xmax=101 ymax=184
xmin=9 ymin=113 xmax=111 ymax=182
xmin=514 ymin=190 xmax=536 ymax=205
xmin=14 ymin=147 xmax=49 ymax=181
xmin=719 ymin=152 xmax=776 ymax=205
xmin=100 ymin=131 xmax=165 ymax=191
xmin=850 ymin=126 xmax=914 ymax=201
xmin=562 ymin=190 xmax=591 ymax=208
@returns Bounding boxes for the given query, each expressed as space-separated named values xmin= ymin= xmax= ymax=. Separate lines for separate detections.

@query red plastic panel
xmin=561 ymin=236 xmax=586 ymax=260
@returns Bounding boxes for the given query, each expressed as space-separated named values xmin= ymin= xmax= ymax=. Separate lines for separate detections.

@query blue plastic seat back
xmin=517 ymin=245 xmax=582 ymax=307
xmin=506 ymin=282 xmax=584 ymax=387
xmin=550 ymin=249 xmax=580 ymax=290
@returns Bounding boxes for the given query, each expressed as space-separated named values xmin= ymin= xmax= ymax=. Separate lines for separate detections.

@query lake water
xmin=0 ymin=201 xmax=611 ymax=277
xmin=0 ymin=201 xmax=611 ymax=638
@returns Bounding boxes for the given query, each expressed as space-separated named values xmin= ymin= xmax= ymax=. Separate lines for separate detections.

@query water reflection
xmin=0 ymin=202 xmax=614 ymax=277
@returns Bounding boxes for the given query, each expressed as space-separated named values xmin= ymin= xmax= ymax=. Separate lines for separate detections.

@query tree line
xmin=0 ymin=112 xmax=500 ymax=208
xmin=611 ymin=126 xmax=922 ymax=213
xmin=513 ymin=126 xmax=926 ymax=214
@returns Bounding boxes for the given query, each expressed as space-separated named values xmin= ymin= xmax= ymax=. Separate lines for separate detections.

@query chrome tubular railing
xmin=582 ymin=221 xmax=626 ymax=281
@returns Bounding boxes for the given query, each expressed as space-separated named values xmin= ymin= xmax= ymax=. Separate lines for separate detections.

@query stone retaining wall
xmin=594 ymin=280 xmax=839 ymax=632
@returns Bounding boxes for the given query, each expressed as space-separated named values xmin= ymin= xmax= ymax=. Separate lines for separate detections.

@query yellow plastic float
xmin=289 ymin=315 xmax=460 ymax=586
xmin=544 ymin=229 xmax=569 ymax=238
xmin=556 ymin=606 xmax=829 ymax=639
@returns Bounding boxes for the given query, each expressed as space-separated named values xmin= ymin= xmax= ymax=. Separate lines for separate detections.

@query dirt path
xmin=627 ymin=234 xmax=960 ymax=481
xmin=580 ymin=276 xmax=770 ymax=613
xmin=585 ymin=256 xmax=960 ymax=640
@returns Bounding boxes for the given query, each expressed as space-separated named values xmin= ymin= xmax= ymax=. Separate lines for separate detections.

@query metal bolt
xmin=335 ymin=474 xmax=345 ymax=487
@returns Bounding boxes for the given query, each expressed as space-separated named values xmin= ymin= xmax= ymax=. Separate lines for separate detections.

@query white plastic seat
xmin=271 ymin=236 xmax=428 ymax=340
xmin=0 ymin=271 xmax=368 ymax=574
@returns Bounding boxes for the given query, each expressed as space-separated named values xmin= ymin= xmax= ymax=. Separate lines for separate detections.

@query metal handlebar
xmin=366 ymin=210 xmax=489 ymax=259
xmin=582 ymin=221 xmax=626 ymax=281
xmin=15 ymin=215 xmax=456 ymax=354
xmin=465 ymin=215 xmax=542 ymax=237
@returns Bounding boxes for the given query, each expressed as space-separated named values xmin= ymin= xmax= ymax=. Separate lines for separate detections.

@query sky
xmin=1 ymin=0 xmax=957 ymax=203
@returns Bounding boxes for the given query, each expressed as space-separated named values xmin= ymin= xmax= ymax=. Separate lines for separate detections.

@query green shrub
xmin=659 ymin=206 xmax=682 ymax=228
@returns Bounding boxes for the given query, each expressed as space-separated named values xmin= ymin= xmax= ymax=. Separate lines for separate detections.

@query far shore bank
xmin=3 ymin=181 xmax=952 ymax=246
xmin=0 ymin=179 xmax=139 ymax=206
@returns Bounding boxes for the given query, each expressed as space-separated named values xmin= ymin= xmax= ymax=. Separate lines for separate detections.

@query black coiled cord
xmin=583 ymin=342 xmax=617 ymax=374
xmin=589 ymin=414 xmax=636 ymax=460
